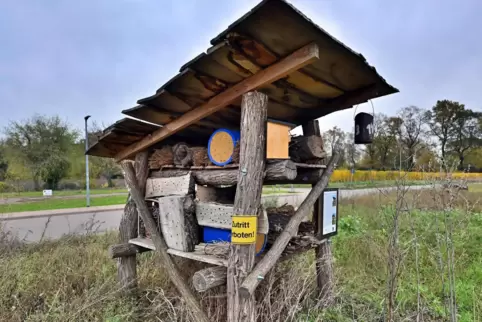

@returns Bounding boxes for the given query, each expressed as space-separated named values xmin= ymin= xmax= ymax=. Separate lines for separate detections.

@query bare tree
xmin=322 ymin=126 xmax=346 ymax=165
xmin=372 ymin=114 xmax=398 ymax=170
xmin=448 ymin=110 xmax=481 ymax=170
xmin=344 ymin=128 xmax=361 ymax=168
xmin=394 ymin=106 xmax=427 ymax=170
xmin=425 ymin=100 xmax=464 ymax=165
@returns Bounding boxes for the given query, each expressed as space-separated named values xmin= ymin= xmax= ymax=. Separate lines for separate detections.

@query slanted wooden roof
xmin=87 ymin=0 xmax=398 ymax=159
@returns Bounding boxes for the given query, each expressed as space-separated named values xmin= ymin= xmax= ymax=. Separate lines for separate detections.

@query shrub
xmin=58 ymin=181 xmax=81 ymax=190
xmin=0 ymin=181 xmax=14 ymax=193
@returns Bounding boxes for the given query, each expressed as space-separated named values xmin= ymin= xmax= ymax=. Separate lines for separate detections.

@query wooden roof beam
xmin=114 ymin=42 xmax=320 ymax=161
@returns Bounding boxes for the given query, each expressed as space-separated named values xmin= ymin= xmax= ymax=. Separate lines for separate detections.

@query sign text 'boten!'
xmin=231 ymin=216 xmax=257 ymax=244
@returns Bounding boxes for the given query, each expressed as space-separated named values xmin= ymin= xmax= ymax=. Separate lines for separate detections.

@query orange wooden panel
xmin=267 ymin=121 xmax=291 ymax=159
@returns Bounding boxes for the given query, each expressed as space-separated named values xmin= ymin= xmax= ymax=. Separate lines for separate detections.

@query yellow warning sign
xmin=231 ymin=216 xmax=257 ymax=244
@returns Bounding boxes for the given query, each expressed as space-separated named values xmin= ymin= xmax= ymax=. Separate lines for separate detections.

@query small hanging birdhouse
xmin=354 ymin=112 xmax=374 ymax=144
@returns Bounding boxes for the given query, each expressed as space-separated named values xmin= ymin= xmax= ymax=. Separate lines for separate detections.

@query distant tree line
xmin=0 ymin=115 xmax=120 ymax=190
xmin=0 ymin=100 xmax=480 ymax=190
xmin=323 ymin=101 xmax=482 ymax=172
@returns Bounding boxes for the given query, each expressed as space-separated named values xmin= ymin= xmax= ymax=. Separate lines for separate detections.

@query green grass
xmin=1 ymin=188 xmax=481 ymax=321
xmin=469 ymin=183 xmax=482 ymax=192
xmin=278 ymin=180 xmax=431 ymax=190
xmin=1 ymin=190 xmax=296 ymax=213
xmin=0 ymin=195 xmax=128 ymax=213
xmin=1 ymin=180 xmax=433 ymax=200
xmin=261 ymin=188 xmax=300 ymax=195
xmin=325 ymin=196 xmax=482 ymax=322
xmin=0 ymin=188 xmax=128 ymax=199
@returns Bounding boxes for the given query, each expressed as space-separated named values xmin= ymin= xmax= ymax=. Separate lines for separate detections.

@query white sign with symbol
xmin=43 ymin=189 xmax=53 ymax=197
xmin=322 ymin=190 xmax=338 ymax=235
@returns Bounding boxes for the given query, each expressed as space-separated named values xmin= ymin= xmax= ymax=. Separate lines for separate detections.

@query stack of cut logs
xmin=147 ymin=134 xmax=325 ymax=170
xmin=148 ymin=143 xmax=214 ymax=169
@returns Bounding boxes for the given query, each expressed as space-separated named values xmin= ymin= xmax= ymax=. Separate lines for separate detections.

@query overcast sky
xmin=1 ymin=0 xmax=481 ymax=135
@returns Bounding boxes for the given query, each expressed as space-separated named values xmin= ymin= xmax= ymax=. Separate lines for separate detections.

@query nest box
xmin=207 ymin=120 xmax=293 ymax=165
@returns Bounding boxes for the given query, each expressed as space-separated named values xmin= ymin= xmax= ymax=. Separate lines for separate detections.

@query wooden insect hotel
xmin=86 ymin=0 xmax=397 ymax=321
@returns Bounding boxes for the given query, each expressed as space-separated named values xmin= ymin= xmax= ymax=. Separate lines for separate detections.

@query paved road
xmin=1 ymin=185 xmax=435 ymax=243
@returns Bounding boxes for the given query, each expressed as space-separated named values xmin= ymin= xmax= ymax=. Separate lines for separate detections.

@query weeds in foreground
xmin=1 ymin=182 xmax=481 ymax=321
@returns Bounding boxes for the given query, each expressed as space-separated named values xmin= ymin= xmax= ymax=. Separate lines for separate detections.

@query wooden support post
xmin=227 ymin=91 xmax=268 ymax=322
xmin=121 ymin=161 xmax=209 ymax=322
xmin=303 ymin=120 xmax=334 ymax=305
xmin=238 ymin=151 xmax=340 ymax=298
xmin=117 ymin=151 xmax=148 ymax=292
xmin=115 ymin=42 xmax=319 ymax=161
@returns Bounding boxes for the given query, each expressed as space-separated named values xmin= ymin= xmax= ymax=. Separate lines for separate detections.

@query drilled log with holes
xmin=158 ymin=195 xmax=199 ymax=252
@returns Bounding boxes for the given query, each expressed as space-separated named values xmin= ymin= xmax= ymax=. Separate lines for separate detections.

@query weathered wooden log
xmin=150 ymin=159 xmax=297 ymax=186
xmin=196 ymin=185 xmax=236 ymax=204
xmin=289 ymin=135 xmax=326 ymax=162
xmin=109 ymin=243 xmax=149 ymax=258
xmin=192 ymin=266 xmax=227 ymax=292
xmin=315 ymin=241 xmax=334 ymax=303
xmin=265 ymin=159 xmax=297 ymax=180
xmin=239 ymin=151 xmax=340 ymax=298
xmin=118 ymin=151 xmax=148 ymax=292
xmin=158 ymin=194 xmax=199 ymax=252
xmin=122 ymin=161 xmax=209 ymax=322
xmin=227 ymin=91 xmax=268 ymax=322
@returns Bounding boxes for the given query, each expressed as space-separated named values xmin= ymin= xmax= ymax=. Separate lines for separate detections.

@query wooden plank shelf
xmin=129 ymin=238 xmax=228 ymax=267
